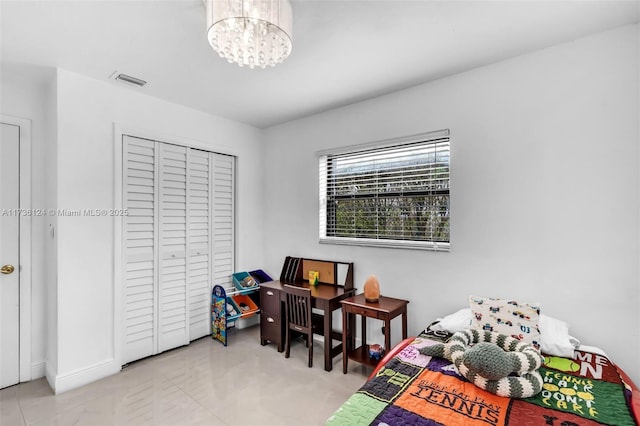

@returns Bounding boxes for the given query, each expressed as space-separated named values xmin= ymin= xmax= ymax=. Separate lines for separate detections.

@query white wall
xmin=51 ymin=69 xmax=264 ymax=392
xmin=263 ymin=25 xmax=640 ymax=383
xmin=0 ymin=63 xmax=56 ymax=380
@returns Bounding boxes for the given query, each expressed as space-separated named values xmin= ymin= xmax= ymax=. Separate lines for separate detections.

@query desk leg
xmin=324 ymin=308 xmax=332 ymax=372
xmin=342 ymin=310 xmax=348 ymax=374
xmin=361 ymin=314 xmax=367 ymax=356
xmin=384 ymin=317 xmax=391 ymax=354
xmin=402 ymin=311 xmax=408 ymax=339
xmin=348 ymin=312 xmax=356 ymax=351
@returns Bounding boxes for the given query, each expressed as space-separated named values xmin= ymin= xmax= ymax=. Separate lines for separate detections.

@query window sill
xmin=319 ymin=237 xmax=449 ymax=252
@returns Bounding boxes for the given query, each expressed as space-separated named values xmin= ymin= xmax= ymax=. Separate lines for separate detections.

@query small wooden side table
xmin=341 ymin=294 xmax=409 ymax=373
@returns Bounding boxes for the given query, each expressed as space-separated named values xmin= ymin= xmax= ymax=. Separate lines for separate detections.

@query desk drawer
xmin=260 ymin=312 xmax=281 ymax=343
xmin=260 ymin=287 xmax=280 ymax=315
xmin=347 ymin=306 xmax=385 ymax=320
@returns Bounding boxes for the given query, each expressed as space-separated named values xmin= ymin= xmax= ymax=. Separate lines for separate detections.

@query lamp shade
xmin=206 ymin=0 xmax=293 ymax=69
xmin=363 ymin=275 xmax=381 ymax=303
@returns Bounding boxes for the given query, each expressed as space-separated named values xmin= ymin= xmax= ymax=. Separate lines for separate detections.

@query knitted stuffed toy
xmin=420 ymin=328 xmax=544 ymax=398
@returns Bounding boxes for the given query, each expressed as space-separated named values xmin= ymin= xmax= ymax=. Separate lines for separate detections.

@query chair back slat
xmin=283 ymin=284 xmax=314 ymax=367
xmin=285 ymin=285 xmax=311 ymax=332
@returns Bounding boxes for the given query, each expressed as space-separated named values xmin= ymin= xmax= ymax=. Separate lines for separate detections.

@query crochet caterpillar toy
xmin=420 ymin=329 xmax=544 ymax=398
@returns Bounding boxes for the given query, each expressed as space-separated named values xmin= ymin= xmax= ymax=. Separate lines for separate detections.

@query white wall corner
xmin=45 ymin=362 xmax=57 ymax=393
xmin=31 ymin=362 xmax=46 ymax=380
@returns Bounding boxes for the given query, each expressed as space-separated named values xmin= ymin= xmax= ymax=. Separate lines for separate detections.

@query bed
xmin=327 ymin=299 xmax=640 ymax=426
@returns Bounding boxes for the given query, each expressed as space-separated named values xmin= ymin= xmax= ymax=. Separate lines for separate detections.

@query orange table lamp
xmin=363 ymin=275 xmax=380 ymax=303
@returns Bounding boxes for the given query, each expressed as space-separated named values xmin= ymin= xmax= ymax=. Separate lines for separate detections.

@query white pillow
xmin=430 ymin=308 xmax=472 ymax=333
xmin=429 ymin=309 xmax=579 ymax=358
xmin=539 ymin=314 xmax=580 ymax=358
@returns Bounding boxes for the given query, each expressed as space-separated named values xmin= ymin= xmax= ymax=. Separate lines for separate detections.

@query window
xmin=319 ymin=130 xmax=450 ymax=251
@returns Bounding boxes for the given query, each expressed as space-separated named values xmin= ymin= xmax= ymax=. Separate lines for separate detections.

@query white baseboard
xmin=31 ymin=361 xmax=46 ymax=379
xmin=52 ymin=358 xmax=120 ymax=394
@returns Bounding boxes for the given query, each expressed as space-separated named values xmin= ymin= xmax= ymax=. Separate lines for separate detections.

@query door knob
xmin=1 ymin=265 xmax=15 ymax=275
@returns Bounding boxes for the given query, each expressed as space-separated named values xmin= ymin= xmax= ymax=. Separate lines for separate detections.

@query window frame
xmin=318 ymin=129 xmax=450 ymax=251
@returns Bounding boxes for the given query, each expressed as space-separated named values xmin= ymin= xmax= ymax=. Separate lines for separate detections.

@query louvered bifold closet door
xmin=123 ymin=136 xmax=158 ymax=364
xmin=211 ymin=153 xmax=235 ymax=286
xmin=157 ymin=143 xmax=189 ymax=352
xmin=123 ymin=137 xmax=235 ymax=364
xmin=187 ymin=149 xmax=211 ymax=340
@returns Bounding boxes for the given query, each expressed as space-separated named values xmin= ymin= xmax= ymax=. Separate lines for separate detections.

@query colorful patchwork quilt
xmin=327 ymin=332 xmax=639 ymax=425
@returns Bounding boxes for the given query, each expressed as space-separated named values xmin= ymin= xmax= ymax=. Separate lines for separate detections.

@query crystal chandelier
xmin=206 ymin=0 xmax=293 ymax=69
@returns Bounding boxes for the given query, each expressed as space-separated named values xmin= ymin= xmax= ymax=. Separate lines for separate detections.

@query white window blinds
xmin=319 ymin=130 xmax=450 ymax=251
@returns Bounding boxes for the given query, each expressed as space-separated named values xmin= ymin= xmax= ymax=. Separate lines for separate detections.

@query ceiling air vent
xmin=110 ymin=71 xmax=147 ymax=87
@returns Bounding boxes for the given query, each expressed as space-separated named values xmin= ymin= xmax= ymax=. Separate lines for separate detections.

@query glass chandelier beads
xmin=206 ymin=0 xmax=293 ymax=69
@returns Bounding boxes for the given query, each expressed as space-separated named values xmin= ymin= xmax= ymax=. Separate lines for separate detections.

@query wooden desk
xmin=260 ymin=280 xmax=355 ymax=372
xmin=341 ymin=294 xmax=409 ymax=373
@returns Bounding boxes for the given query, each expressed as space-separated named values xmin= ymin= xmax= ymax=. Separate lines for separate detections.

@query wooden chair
xmin=284 ymin=284 xmax=314 ymax=367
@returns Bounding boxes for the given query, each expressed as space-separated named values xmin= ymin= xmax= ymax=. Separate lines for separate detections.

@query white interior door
xmin=0 ymin=122 xmax=20 ymax=389
xmin=122 ymin=135 xmax=235 ymax=364
xmin=157 ymin=143 xmax=188 ymax=352
xmin=187 ymin=149 xmax=211 ymax=340
xmin=122 ymin=136 xmax=158 ymax=364
xmin=211 ymin=153 xmax=235 ymax=286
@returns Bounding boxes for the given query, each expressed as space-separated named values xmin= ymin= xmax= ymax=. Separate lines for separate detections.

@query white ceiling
xmin=1 ymin=1 xmax=638 ymax=128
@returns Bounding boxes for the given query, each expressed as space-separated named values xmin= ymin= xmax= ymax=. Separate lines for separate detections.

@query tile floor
xmin=0 ymin=326 xmax=371 ymax=426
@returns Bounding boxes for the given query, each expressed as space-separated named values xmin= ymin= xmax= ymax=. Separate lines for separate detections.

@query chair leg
xmin=285 ymin=329 xmax=290 ymax=359
xmin=308 ymin=334 xmax=313 ymax=368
